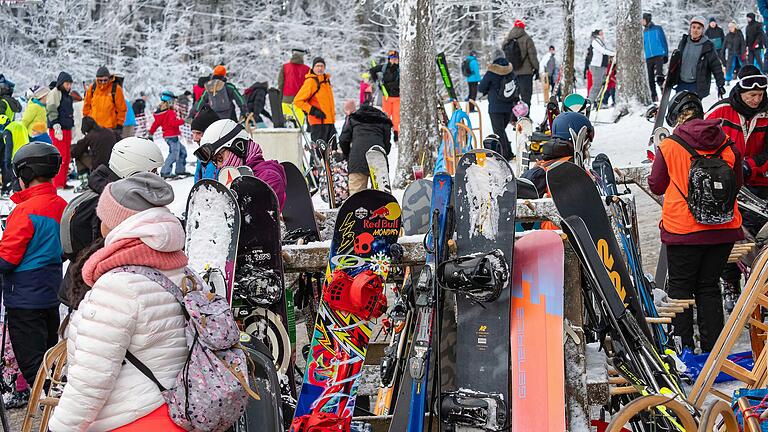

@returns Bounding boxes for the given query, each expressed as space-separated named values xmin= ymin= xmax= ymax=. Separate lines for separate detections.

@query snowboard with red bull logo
xmin=291 ymin=190 xmax=401 ymax=431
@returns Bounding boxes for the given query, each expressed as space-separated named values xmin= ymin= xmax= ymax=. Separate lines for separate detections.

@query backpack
xmin=114 ymin=265 xmax=255 ymax=432
xmin=207 ymin=81 xmax=233 ymax=115
xmin=669 ymin=135 xmax=737 ymax=225
xmin=585 ymin=45 xmax=593 ymax=66
xmin=461 ymin=58 xmax=473 ymax=77
xmin=503 ymin=38 xmax=525 ymax=70
xmin=59 ymin=189 xmax=99 ymax=259
xmin=496 ymin=73 xmax=519 ymax=104
xmin=90 ymin=79 xmax=119 ymax=106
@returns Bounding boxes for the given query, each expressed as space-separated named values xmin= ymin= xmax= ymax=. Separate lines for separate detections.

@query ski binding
xmin=440 ymin=389 xmax=507 ymax=431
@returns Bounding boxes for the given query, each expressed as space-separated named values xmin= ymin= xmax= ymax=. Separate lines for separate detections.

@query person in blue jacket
xmin=642 ymin=12 xmax=669 ymax=102
xmin=122 ymin=98 xmax=136 ymax=139
xmin=464 ymin=51 xmax=482 ymax=110
xmin=190 ymin=104 xmax=220 ymax=182
xmin=478 ymin=51 xmax=517 ymax=160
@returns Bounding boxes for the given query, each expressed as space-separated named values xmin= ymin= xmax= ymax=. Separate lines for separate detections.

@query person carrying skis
xmin=724 ymin=21 xmax=747 ymax=83
xmin=190 ymin=65 xmax=247 ymax=122
xmin=47 ymin=71 xmax=75 ymax=188
xmin=195 ymin=118 xmax=287 ymax=210
xmin=503 ymin=19 xmax=539 ymax=109
xmin=642 ymin=13 xmax=669 ymax=102
xmin=478 ymin=50 xmax=518 ymax=160
xmin=648 ymin=91 xmax=743 ymax=352
xmin=149 ymin=91 xmax=189 ymax=179
xmin=369 ymin=50 xmax=401 ymax=141
xmin=278 ymin=48 xmax=311 ymax=105
xmin=587 ymin=29 xmax=615 ymax=103
xmin=49 ymin=173 xmax=188 ymax=432
xmin=463 ymin=51 xmax=482 ymax=110
xmin=706 ymin=65 xmax=768 ymax=308
xmin=294 ymin=57 xmax=337 ymax=146
xmin=338 ymin=102 xmax=392 ymax=194
xmin=676 ymin=16 xmax=726 ymax=99
xmin=0 ymin=142 xmax=67 ymax=391
xmin=190 ymin=105 xmax=220 ymax=182
xmin=706 ymin=17 xmax=726 ymax=64
xmin=746 ymin=13 xmax=765 ymax=72
xmin=71 ymin=116 xmax=118 ymax=175
xmin=83 ymin=66 xmax=128 ymax=136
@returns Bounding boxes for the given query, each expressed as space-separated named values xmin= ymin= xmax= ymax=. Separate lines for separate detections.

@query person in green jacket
xmin=0 ymin=115 xmax=28 ymax=194
xmin=22 ymin=85 xmax=50 ymax=144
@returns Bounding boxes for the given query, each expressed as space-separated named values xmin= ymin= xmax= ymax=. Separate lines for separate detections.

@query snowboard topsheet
xmin=281 ymin=161 xmax=320 ymax=242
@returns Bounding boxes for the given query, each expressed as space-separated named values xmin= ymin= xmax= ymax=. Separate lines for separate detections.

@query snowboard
xmin=184 ymin=179 xmax=241 ymax=303
xmin=235 ymin=332 xmax=284 ymax=432
xmin=366 ymin=145 xmax=391 ymax=194
xmin=230 ymin=176 xmax=294 ymax=381
xmin=447 ymin=149 xmax=516 ymax=431
xmin=509 ymin=230 xmax=565 ymax=432
xmin=546 ymin=161 xmax=654 ymax=342
xmin=292 ymin=190 xmax=401 ymax=428
xmin=436 ymin=52 xmax=458 ymax=101
xmin=515 ymin=117 xmax=533 ymax=176
xmin=648 ymin=49 xmax=681 ymax=158
xmin=281 ymin=161 xmax=320 ymax=244
xmin=269 ymin=87 xmax=286 ymax=128
xmin=219 ymin=166 xmax=243 ymax=188
xmin=401 ymin=179 xmax=433 ymax=236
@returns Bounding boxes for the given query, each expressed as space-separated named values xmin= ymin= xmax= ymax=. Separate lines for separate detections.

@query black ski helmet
xmin=12 ymin=142 xmax=62 ymax=184
xmin=665 ymin=91 xmax=703 ymax=127
xmin=551 ymin=112 xmax=594 ymax=142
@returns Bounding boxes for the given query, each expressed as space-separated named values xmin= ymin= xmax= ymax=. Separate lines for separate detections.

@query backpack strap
xmin=125 ymin=350 xmax=167 ymax=392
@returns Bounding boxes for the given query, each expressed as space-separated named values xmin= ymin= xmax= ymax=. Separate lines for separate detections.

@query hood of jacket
xmin=87 ymin=164 xmax=120 ymax=194
xmin=674 ymin=118 xmax=728 ymax=150
xmin=56 ymin=72 xmax=73 ymax=90
xmin=350 ymin=105 xmax=393 ymax=126
xmin=205 ymin=78 xmax=226 ymax=93
xmin=104 ymin=207 xmax=185 ymax=253
xmin=488 ymin=58 xmax=514 ymax=75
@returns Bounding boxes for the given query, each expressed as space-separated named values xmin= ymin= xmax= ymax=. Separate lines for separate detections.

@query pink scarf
xmin=82 ymin=238 xmax=188 ymax=287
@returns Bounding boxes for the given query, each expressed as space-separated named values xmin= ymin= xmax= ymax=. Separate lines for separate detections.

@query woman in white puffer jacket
xmin=49 ymin=172 xmax=188 ymax=432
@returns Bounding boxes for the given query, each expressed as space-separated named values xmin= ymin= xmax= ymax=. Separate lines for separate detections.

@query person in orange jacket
xmin=294 ymin=57 xmax=337 ymax=146
xmin=82 ymin=66 xmax=127 ymax=136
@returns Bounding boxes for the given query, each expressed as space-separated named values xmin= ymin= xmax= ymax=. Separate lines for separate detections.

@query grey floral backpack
xmin=113 ymin=265 xmax=258 ymax=432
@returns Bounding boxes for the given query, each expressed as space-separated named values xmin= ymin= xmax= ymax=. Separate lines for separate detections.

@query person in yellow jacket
xmin=82 ymin=66 xmax=127 ymax=135
xmin=294 ymin=57 xmax=337 ymax=145
xmin=0 ymin=115 xmax=28 ymax=194
xmin=22 ymin=84 xmax=51 ymax=144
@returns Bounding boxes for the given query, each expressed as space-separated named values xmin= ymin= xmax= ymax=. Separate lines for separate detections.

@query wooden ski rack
xmin=729 ymin=242 xmax=756 ymax=264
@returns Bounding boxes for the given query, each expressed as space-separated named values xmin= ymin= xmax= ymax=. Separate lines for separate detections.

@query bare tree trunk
xmin=615 ymin=0 xmax=651 ymax=107
xmin=561 ymin=0 xmax=576 ymax=96
xmin=395 ymin=0 xmax=439 ymax=188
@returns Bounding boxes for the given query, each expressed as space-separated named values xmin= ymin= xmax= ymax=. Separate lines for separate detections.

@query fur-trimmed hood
xmin=487 ymin=60 xmax=514 ymax=76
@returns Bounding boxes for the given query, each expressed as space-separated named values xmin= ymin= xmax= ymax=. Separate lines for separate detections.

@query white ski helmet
xmin=109 ymin=137 xmax=164 ymax=178
xmin=195 ymin=119 xmax=249 ymax=163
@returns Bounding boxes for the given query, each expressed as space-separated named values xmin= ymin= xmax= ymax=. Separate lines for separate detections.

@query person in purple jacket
xmin=194 ymin=118 xmax=287 ymax=210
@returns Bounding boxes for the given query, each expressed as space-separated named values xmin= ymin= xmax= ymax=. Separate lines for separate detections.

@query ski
xmin=317 ymin=139 xmax=337 ymax=208
xmin=436 ymin=52 xmax=458 ymax=101
xmin=366 ymin=145 xmax=392 ymax=194
xmin=647 ymin=49 xmax=682 ymax=160
xmin=515 ymin=117 xmax=533 ymax=175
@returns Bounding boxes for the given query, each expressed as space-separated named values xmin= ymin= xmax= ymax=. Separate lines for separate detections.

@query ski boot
xmin=437 ymin=249 xmax=509 ymax=302
xmin=721 ymin=278 xmax=741 ymax=314
xmin=323 ymin=269 xmax=387 ymax=320
xmin=440 ymin=389 xmax=507 ymax=431
xmin=236 ymin=266 xmax=282 ymax=305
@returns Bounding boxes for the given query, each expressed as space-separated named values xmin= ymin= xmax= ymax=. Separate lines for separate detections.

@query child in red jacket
xmin=149 ymin=91 xmax=188 ymax=179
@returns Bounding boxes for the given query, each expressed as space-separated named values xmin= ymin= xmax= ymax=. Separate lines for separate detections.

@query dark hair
xmin=60 ymin=237 xmax=104 ymax=337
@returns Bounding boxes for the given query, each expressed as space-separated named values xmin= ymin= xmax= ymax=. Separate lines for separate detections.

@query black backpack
xmin=496 ymin=73 xmax=519 ymax=104
xmin=503 ymin=38 xmax=525 ymax=70
xmin=669 ymin=134 xmax=737 ymax=225
xmin=461 ymin=58 xmax=473 ymax=77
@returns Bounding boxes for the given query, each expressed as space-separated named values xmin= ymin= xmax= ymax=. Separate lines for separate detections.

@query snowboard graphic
xmin=281 ymin=161 xmax=320 ymax=244
xmin=366 ymin=145 xmax=391 ymax=193
xmin=292 ymin=190 xmax=401 ymax=429
xmin=184 ymin=179 xmax=240 ymax=303
xmin=401 ymin=179 xmax=433 ymax=236
xmin=510 ymin=230 xmax=565 ymax=432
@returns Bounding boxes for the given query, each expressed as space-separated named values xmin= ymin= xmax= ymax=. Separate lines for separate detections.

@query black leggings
xmin=7 ymin=307 xmax=60 ymax=387
xmin=489 ymin=112 xmax=514 ymax=159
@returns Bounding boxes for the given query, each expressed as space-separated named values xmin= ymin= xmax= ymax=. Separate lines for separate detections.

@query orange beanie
xmin=213 ymin=65 xmax=227 ymax=77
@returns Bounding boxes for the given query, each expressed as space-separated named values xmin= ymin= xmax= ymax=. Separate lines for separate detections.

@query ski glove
xmin=718 ymin=86 xmax=726 ymax=98
xmin=53 ymin=124 xmax=63 ymax=140
xmin=310 ymin=106 xmax=326 ymax=120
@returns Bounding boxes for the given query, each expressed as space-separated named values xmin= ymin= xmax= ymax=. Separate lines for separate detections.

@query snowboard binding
xmin=437 ymin=249 xmax=509 ymax=303
xmin=323 ymin=269 xmax=387 ymax=320
xmin=440 ymin=389 xmax=508 ymax=431
xmin=236 ymin=267 xmax=283 ymax=305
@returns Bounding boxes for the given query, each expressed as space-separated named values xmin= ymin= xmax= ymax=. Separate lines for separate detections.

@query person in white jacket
xmin=49 ymin=172 xmax=188 ymax=432
xmin=588 ymin=29 xmax=615 ymax=103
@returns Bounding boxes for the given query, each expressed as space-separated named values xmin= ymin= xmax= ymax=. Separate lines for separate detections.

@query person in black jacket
xmin=676 ymin=16 xmax=726 ymax=99
xmin=338 ymin=104 xmax=392 ymax=194
xmin=369 ymin=51 xmax=401 ymax=140
xmin=706 ymin=17 xmax=726 ymax=63
xmin=725 ymin=21 xmax=747 ymax=82
xmin=478 ymin=53 xmax=517 ymax=160
xmin=746 ymin=12 xmax=764 ymax=71
xmin=243 ymin=81 xmax=270 ymax=127
xmin=71 ymin=116 xmax=118 ymax=173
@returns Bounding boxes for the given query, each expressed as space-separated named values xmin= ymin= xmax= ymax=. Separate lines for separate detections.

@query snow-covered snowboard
xmin=366 ymin=145 xmax=391 ymax=194
xmin=515 ymin=117 xmax=533 ymax=175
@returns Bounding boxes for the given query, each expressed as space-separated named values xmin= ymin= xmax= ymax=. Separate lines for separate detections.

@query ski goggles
xmin=193 ymin=123 xmax=246 ymax=164
xmin=738 ymin=74 xmax=768 ymax=90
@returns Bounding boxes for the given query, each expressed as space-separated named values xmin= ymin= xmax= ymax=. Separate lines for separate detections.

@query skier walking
xmin=83 ymin=66 xmax=127 ymax=136
xmin=0 ymin=142 xmax=67 ymax=390
xmin=278 ymin=49 xmax=311 ymax=105
xmin=190 ymin=65 xmax=247 ymax=122
xmin=503 ymin=19 xmax=539 ymax=109
xmin=587 ymin=29 xmax=615 ymax=103
xmin=746 ymin=13 xmax=765 ymax=72
xmin=463 ymin=51 xmax=482 ymax=109
xmin=338 ymin=103 xmax=392 ymax=194
xmin=149 ymin=91 xmax=189 ymax=179
xmin=724 ymin=22 xmax=747 ymax=83
xmin=50 ymin=173 xmax=188 ymax=431
xmin=706 ymin=66 xmax=768 ymax=308
xmin=706 ymin=17 xmax=726 ymax=63
xmin=294 ymin=57 xmax=337 ymax=146
xmin=642 ymin=13 xmax=669 ymax=102
xmin=675 ymin=16 xmax=726 ymax=99
xmin=478 ymin=51 xmax=518 ymax=160
xmin=369 ymin=50 xmax=401 ymax=141
xmin=648 ymin=91 xmax=743 ymax=352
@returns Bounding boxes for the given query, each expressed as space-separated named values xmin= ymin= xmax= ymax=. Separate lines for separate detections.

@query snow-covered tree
xmin=616 ymin=0 xmax=651 ymax=108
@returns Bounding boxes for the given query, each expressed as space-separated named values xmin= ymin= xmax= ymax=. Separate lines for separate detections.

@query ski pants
xmin=50 ymin=127 xmax=72 ymax=189
xmin=666 ymin=242 xmax=733 ymax=352
xmin=588 ymin=66 xmax=607 ymax=103
xmin=726 ymin=55 xmax=743 ymax=82
xmin=348 ymin=172 xmax=369 ymax=195
xmin=467 ymin=82 xmax=478 ymax=111
xmin=516 ymin=74 xmax=534 ymax=108
xmin=310 ymin=124 xmax=337 ymax=149
xmin=382 ymin=96 xmax=401 ymax=134
xmin=7 ymin=306 xmax=60 ymax=387
xmin=489 ymin=112 xmax=514 ymax=160
xmin=749 ymin=48 xmax=764 ymax=72
xmin=646 ymin=56 xmax=665 ymax=101
xmin=160 ymin=136 xmax=187 ymax=176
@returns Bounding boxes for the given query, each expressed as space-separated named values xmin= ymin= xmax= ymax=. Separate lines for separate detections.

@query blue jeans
xmin=161 ymin=136 xmax=187 ymax=176
xmin=725 ymin=55 xmax=743 ymax=81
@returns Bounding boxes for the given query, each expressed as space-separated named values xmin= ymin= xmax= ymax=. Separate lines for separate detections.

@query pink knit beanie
xmin=97 ymin=172 xmax=175 ymax=230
